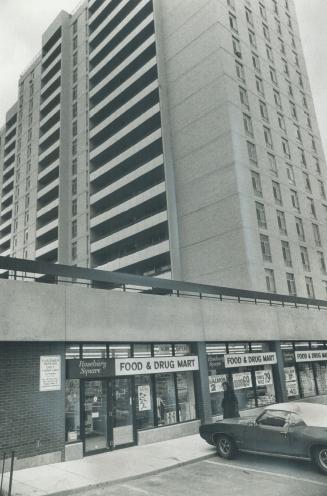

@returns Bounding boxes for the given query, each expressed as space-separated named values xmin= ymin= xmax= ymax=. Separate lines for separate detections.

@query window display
xmin=65 ymin=379 xmax=80 ymax=443
xmin=314 ymin=363 xmax=327 ymax=394
xmin=176 ymin=371 xmax=196 ymax=422
xmin=135 ymin=375 xmax=154 ymax=430
xmin=298 ymin=363 xmax=316 ymax=397
xmin=155 ymin=373 xmax=177 ymax=425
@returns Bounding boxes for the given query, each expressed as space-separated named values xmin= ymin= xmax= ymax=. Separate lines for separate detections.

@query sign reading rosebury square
xmin=295 ymin=350 xmax=327 ymax=362
xmin=224 ymin=352 xmax=277 ymax=368
xmin=115 ymin=356 xmax=199 ymax=376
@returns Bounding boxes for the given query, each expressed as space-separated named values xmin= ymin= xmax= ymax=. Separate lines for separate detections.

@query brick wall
xmin=0 ymin=342 xmax=65 ymax=461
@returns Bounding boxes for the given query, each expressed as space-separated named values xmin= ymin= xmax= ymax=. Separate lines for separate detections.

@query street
xmin=79 ymin=451 xmax=327 ymax=496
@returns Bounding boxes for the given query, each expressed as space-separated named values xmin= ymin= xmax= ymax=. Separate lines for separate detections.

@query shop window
xmin=155 ymin=373 xmax=177 ymax=426
xmin=135 ymin=375 xmax=154 ymax=430
xmin=65 ymin=379 xmax=80 ymax=443
xmin=174 ymin=344 xmax=192 ymax=356
xmin=298 ymin=363 xmax=316 ymax=397
xmin=109 ymin=344 xmax=131 ymax=358
xmin=314 ymin=363 xmax=327 ymax=394
xmin=133 ymin=343 xmax=152 ymax=357
xmin=154 ymin=344 xmax=173 ymax=356
xmin=82 ymin=344 xmax=106 ymax=358
xmin=65 ymin=344 xmax=80 ymax=359
xmin=176 ymin=372 xmax=196 ymax=422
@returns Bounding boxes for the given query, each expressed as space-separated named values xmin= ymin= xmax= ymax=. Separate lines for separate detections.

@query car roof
xmin=265 ymin=402 xmax=327 ymax=427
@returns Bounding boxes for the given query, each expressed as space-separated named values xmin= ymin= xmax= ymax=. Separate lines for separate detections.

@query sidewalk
xmin=4 ymin=435 xmax=215 ymax=496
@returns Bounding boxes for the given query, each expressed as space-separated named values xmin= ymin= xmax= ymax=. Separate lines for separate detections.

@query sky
xmin=0 ymin=0 xmax=326 ymax=154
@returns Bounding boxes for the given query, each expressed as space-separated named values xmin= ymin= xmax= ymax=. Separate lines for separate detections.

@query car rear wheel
xmin=216 ymin=435 xmax=236 ymax=459
xmin=314 ymin=446 xmax=327 ymax=475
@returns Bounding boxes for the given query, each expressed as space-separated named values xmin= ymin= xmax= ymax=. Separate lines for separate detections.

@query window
xmin=235 ymin=61 xmax=245 ymax=82
xmin=72 ymin=178 xmax=77 ymax=195
xmin=247 ymin=141 xmax=257 ymax=164
xmin=318 ymin=251 xmax=327 ymax=274
xmin=301 ymin=92 xmax=308 ymax=109
xmin=294 ymin=124 xmax=302 ymax=143
xmin=25 ymin=194 xmax=29 ymax=208
xmin=263 ymin=126 xmax=273 ymax=148
xmin=243 ymin=113 xmax=254 ymax=136
xmin=290 ymin=101 xmax=297 ymax=120
xmin=268 ymin=153 xmax=278 ymax=176
xmin=305 ymin=112 xmax=312 ymax=130
xmin=281 ymin=240 xmax=292 ymax=267
xmin=300 ymin=246 xmax=310 ymax=271
xmin=312 ymin=223 xmax=321 ymax=247
xmin=260 ymin=234 xmax=272 ymax=262
xmin=73 ymin=68 xmax=78 ymax=84
xmin=135 ymin=375 xmax=154 ymax=430
xmin=305 ymin=277 xmax=315 ymax=299
xmin=303 ymin=172 xmax=311 ymax=193
xmin=72 ymin=86 xmax=77 ymax=100
xmin=314 ymin=157 xmax=321 ymax=175
xmin=239 ymin=86 xmax=249 ymax=108
xmin=287 ymin=81 xmax=294 ymax=98
xmin=232 ymin=37 xmax=242 ymax=58
xmin=65 ymin=379 xmax=80 ymax=442
xmin=255 ymin=202 xmax=267 ymax=229
xmin=72 ymin=158 xmax=77 ymax=175
xmin=72 ymin=120 xmax=77 ymax=137
xmin=307 ymin=197 xmax=316 ymax=218
xmin=245 ymin=8 xmax=254 ymax=26
xmin=281 ymin=138 xmax=291 ymax=159
xmin=276 ymin=18 xmax=282 ymax=35
xmin=272 ymin=181 xmax=282 ymax=205
xmin=72 ymin=102 xmax=77 ymax=119
xmin=229 ymin=13 xmax=238 ymax=33
xmin=257 ymin=410 xmax=288 ymax=427
xmin=277 ymin=113 xmax=286 ymax=133
xmin=255 ymin=76 xmax=264 ymax=95
xmin=272 ymin=0 xmax=279 ymax=15
xmin=262 ymin=23 xmax=270 ymax=41
xmin=265 ymin=268 xmax=276 ymax=293
xmin=259 ymin=2 xmax=267 ymax=20
xmin=266 ymin=45 xmax=274 ymax=63
xmin=279 ymin=38 xmax=285 ymax=54
xmin=310 ymin=135 xmax=317 ymax=152
xmin=273 ymin=90 xmax=282 ymax=109
xmin=299 ymin=148 xmax=306 ymax=168
xmin=270 ymin=66 xmax=278 ymax=85
xmin=293 ymin=51 xmax=299 ymax=67
xmin=72 ymin=198 xmax=77 ymax=216
xmin=155 ymin=373 xmax=177 ymax=426
xmin=286 ymin=273 xmax=296 ymax=296
xmin=290 ymin=189 xmax=300 ymax=211
xmin=259 ymin=100 xmax=269 ymax=122
xmin=277 ymin=210 xmax=287 ymax=235
xmin=72 ymin=220 xmax=77 ymax=238
xmin=286 ymin=164 xmax=295 ymax=185
xmin=252 ymin=52 xmax=260 ymax=72
xmin=297 ymin=71 xmax=303 ymax=88
xmin=73 ymin=52 xmax=77 ymax=67
xmin=73 ymin=20 xmax=77 ymax=34
xmin=72 ymin=140 xmax=77 ymax=156
xmin=72 ymin=241 xmax=77 ymax=260
xmin=323 ymin=280 xmax=327 ymax=298
xmin=295 ymin=217 xmax=305 ymax=242
xmin=227 ymin=0 xmax=235 ymax=9
xmin=318 ymin=180 xmax=326 ymax=200
xmin=73 ymin=36 xmax=77 ymax=51
xmin=251 ymin=171 xmax=262 ymax=196
xmin=282 ymin=58 xmax=289 ymax=76
xmin=248 ymin=30 xmax=257 ymax=48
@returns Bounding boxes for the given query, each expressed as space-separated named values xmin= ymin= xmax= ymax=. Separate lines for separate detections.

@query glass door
xmin=83 ymin=380 xmax=108 ymax=453
xmin=112 ymin=377 xmax=135 ymax=448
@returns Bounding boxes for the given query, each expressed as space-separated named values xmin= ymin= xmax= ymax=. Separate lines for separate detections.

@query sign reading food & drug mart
xmin=224 ymin=352 xmax=277 ymax=368
xmin=295 ymin=350 xmax=327 ymax=362
xmin=115 ymin=356 xmax=199 ymax=376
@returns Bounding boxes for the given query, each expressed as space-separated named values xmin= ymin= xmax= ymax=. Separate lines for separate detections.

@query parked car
xmin=199 ymin=402 xmax=327 ymax=474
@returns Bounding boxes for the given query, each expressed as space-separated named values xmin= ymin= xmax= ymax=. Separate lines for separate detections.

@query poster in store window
xmin=138 ymin=384 xmax=151 ymax=411
xmin=232 ymin=372 xmax=252 ymax=390
xmin=286 ymin=380 xmax=299 ymax=397
xmin=255 ymin=369 xmax=273 ymax=387
xmin=284 ymin=366 xmax=297 ymax=383
xmin=208 ymin=374 xmax=227 ymax=393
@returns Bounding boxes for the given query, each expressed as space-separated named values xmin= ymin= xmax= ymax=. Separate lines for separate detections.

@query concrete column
xmin=272 ymin=341 xmax=288 ymax=403
xmin=194 ymin=342 xmax=212 ymax=424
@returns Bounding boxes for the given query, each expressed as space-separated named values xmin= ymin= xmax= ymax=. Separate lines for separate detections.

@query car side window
xmin=256 ymin=410 xmax=289 ymax=428
xmin=289 ymin=413 xmax=306 ymax=427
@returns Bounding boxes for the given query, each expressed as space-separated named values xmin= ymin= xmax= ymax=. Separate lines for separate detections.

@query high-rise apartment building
xmin=1 ymin=0 xmax=327 ymax=298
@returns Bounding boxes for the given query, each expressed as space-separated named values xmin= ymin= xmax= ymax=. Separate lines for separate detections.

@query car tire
xmin=313 ymin=446 xmax=327 ymax=475
xmin=216 ymin=435 xmax=237 ymax=460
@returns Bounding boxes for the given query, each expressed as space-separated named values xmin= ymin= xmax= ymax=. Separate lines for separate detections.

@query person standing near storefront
xmin=221 ymin=381 xmax=240 ymax=419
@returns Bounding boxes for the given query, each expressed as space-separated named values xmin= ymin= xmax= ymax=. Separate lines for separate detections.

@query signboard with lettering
xmin=284 ymin=366 xmax=297 ymax=382
xmin=208 ymin=374 xmax=227 ymax=393
xmin=66 ymin=359 xmax=113 ymax=379
xmin=286 ymin=380 xmax=299 ymax=397
xmin=295 ymin=350 xmax=327 ymax=363
xmin=40 ymin=355 xmax=61 ymax=391
xmin=138 ymin=385 xmax=151 ymax=411
xmin=115 ymin=356 xmax=199 ymax=376
xmin=207 ymin=354 xmax=225 ymax=371
xmin=232 ymin=372 xmax=252 ymax=390
xmin=255 ymin=369 xmax=273 ymax=387
xmin=224 ymin=352 xmax=277 ymax=368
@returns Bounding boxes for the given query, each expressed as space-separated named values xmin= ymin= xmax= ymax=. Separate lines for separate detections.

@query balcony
xmin=36 ymin=218 xmax=58 ymax=239
xmin=40 ymin=87 xmax=61 ymax=113
xmin=39 ymin=142 xmax=60 ymax=169
xmin=2 ymin=174 xmax=14 ymax=192
xmin=95 ymin=239 xmax=170 ymax=272
xmin=42 ymin=38 xmax=61 ymax=69
xmin=41 ymin=56 xmax=61 ymax=85
xmin=39 ymin=122 xmax=60 ymax=149
xmin=89 ymin=0 xmax=130 ymax=43
xmin=37 ymin=177 xmax=59 ymax=202
xmin=35 ymin=239 xmax=58 ymax=260
xmin=0 ymin=204 xmax=13 ymax=219
xmin=0 ymin=217 xmax=12 ymax=232
xmin=40 ymin=106 xmax=60 ymax=132
xmin=38 ymin=158 xmax=60 ymax=183
xmin=37 ymin=198 xmax=59 ymax=220
xmin=40 ymin=75 xmax=61 ymax=102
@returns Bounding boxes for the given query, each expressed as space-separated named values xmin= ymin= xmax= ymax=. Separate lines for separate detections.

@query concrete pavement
xmin=3 ymin=435 xmax=214 ymax=496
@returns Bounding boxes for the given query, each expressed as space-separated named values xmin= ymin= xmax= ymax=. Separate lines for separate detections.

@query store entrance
xmin=83 ymin=378 xmax=135 ymax=455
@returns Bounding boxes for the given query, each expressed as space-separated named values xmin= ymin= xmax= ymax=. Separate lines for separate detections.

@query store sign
xmin=255 ymin=369 xmax=273 ymax=387
xmin=138 ymin=385 xmax=151 ymax=411
xmin=115 ymin=356 xmax=199 ymax=376
xmin=207 ymin=354 xmax=225 ymax=370
xmin=208 ymin=374 xmax=227 ymax=393
xmin=295 ymin=350 xmax=327 ymax=363
xmin=286 ymin=381 xmax=299 ymax=397
xmin=284 ymin=366 xmax=297 ymax=382
xmin=40 ymin=355 xmax=61 ymax=391
xmin=224 ymin=352 xmax=277 ymax=368
xmin=282 ymin=350 xmax=295 ymax=364
xmin=233 ymin=372 xmax=252 ymax=390
xmin=66 ymin=359 xmax=112 ymax=379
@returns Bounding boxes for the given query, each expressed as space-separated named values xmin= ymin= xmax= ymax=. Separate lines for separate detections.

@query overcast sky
xmin=0 ymin=0 xmax=326 ymax=154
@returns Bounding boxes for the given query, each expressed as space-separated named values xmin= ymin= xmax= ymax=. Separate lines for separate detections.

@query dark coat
xmin=221 ymin=390 xmax=240 ymax=419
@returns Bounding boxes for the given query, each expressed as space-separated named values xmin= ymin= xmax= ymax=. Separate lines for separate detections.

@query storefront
xmin=65 ymin=343 xmax=199 ymax=454
xmin=207 ymin=342 xmax=277 ymax=416
xmin=281 ymin=341 xmax=327 ymax=400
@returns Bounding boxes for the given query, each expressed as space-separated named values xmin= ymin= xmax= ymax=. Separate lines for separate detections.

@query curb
xmin=43 ymin=452 xmax=216 ymax=496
